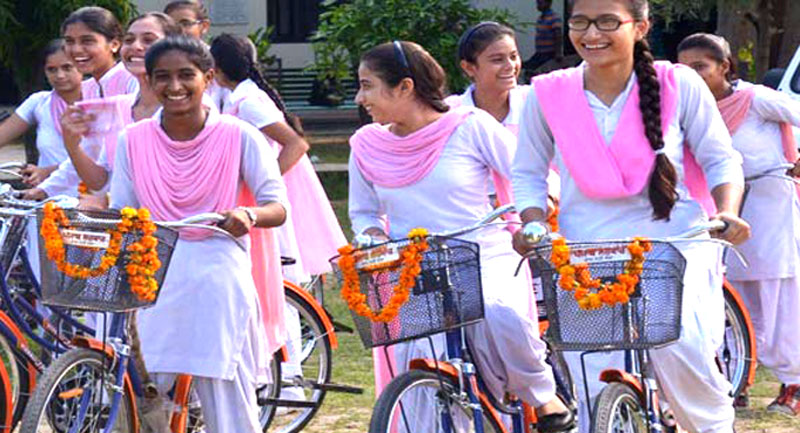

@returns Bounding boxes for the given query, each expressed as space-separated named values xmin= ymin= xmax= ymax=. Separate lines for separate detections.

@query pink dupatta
xmin=718 ymin=86 xmax=800 ymax=200
xmin=533 ymin=61 xmax=715 ymax=213
xmin=81 ymin=62 xmax=136 ymax=99
xmin=228 ymin=91 xmax=347 ymax=275
xmin=125 ymin=112 xmax=286 ymax=354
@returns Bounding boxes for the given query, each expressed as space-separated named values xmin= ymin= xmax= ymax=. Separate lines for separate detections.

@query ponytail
xmin=633 ymin=39 xmax=678 ymax=221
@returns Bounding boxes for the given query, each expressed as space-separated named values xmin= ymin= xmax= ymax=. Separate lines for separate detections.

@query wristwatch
xmin=237 ymin=206 xmax=258 ymax=226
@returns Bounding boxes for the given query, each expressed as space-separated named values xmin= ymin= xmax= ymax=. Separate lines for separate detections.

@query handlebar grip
xmin=708 ymin=219 xmax=728 ymax=233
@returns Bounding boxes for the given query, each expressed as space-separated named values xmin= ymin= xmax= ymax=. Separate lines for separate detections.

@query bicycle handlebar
xmin=0 ymin=162 xmax=25 ymax=180
xmin=745 ymin=163 xmax=800 ymax=185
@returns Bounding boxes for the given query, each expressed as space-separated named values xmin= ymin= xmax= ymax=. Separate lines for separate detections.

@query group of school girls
xmin=0 ymin=1 xmax=347 ymax=431
xmin=1 ymin=0 xmax=799 ymax=432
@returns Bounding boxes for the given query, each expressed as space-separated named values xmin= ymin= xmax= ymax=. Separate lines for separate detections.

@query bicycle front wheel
xmin=370 ymin=369 xmax=504 ymax=433
xmin=591 ymin=382 xmax=647 ymax=433
xmin=19 ymin=348 xmax=136 ymax=433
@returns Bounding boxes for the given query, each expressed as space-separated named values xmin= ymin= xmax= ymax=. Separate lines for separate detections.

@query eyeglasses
xmin=567 ymin=16 xmax=635 ymax=32
xmin=177 ymin=19 xmax=203 ymax=28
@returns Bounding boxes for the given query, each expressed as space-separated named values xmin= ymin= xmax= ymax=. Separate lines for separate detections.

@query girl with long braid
xmin=678 ymin=33 xmax=800 ymax=416
xmin=512 ymin=1 xmax=749 ymax=432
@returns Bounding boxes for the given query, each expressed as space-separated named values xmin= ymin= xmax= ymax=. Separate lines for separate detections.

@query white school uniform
xmin=349 ymin=110 xmax=556 ymax=425
xmin=225 ymin=78 xmax=309 ymax=390
xmin=80 ymin=62 xmax=139 ymax=99
xmin=725 ymin=80 xmax=800 ymax=385
xmin=513 ymin=66 xmax=742 ymax=433
xmin=109 ymin=110 xmax=287 ymax=433
xmin=14 ymin=91 xmax=70 ymax=167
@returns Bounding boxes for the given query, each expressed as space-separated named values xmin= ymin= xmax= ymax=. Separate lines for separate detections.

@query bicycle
xmin=18 ymin=206 xmax=282 ymax=433
xmin=333 ymin=204 xmax=577 ymax=433
xmin=520 ymin=219 xmax=735 ymax=433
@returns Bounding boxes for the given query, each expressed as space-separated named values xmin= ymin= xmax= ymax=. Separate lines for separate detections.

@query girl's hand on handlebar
xmin=790 ymin=158 xmax=800 ymax=178
xmin=711 ymin=212 xmax=751 ymax=245
xmin=218 ymin=209 xmax=253 ymax=237
xmin=19 ymin=188 xmax=47 ymax=201
xmin=512 ymin=226 xmax=537 ymax=256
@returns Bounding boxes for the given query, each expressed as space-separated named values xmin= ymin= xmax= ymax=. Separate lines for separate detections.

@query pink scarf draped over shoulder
xmin=533 ymin=61 xmax=715 ymax=213
xmin=125 ymin=114 xmax=286 ymax=354
xmin=718 ymin=85 xmax=799 ymax=199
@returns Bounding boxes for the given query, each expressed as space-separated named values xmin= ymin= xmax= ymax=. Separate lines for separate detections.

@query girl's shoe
xmin=767 ymin=384 xmax=800 ymax=416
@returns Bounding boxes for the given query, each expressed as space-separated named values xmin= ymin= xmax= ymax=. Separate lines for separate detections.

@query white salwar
xmin=724 ymin=81 xmax=800 ymax=385
xmin=349 ymin=110 xmax=556 ymax=428
xmin=109 ymin=110 xmax=287 ymax=433
xmin=512 ymin=66 xmax=743 ymax=433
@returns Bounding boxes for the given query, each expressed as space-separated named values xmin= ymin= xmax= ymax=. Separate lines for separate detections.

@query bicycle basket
xmin=37 ymin=208 xmax=179 ymax=312
xmin=528 ymin=240 xmax=686 ymax=351
xmin=331 ymin=236 xmax=484 ymax=348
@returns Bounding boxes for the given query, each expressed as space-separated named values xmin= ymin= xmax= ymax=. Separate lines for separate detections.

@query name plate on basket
xmin=570 ymin=244 xmax=630 ymax=264
xmin=59 ymin=229 xmax=110 ymax=249
xmin=355 ymin=244 xmax=401 ymax=271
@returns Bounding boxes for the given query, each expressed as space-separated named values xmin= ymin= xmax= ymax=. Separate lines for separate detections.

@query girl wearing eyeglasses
xmin=512 ymin=1 xmax=748 ymax=432
xmin=350 ymin=40 xmax=575 ymax=432
xmin=678 ymin=33 xmax=800 ymax=416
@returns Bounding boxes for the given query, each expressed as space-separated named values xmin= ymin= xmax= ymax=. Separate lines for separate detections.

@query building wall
xmin=136 ymin=0 xmax=266 ymax=37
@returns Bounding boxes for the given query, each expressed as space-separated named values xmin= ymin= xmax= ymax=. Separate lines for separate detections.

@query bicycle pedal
xmin=257 ymin=397 xmax=317 ymax=408
xmin=315 ymin=383 xmax=364 ymax=394
xmin=332 ymin=319 xmax=354 ymax=334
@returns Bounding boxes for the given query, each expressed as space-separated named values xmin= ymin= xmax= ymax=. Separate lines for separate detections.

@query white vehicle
xmin=773 ymin=47 xmax=800 ymax=143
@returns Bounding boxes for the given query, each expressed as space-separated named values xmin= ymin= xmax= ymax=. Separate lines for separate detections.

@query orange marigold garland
xmin=77 ymin=181 xmax=89 ymax=195
xmin=338 ymin=228 xmax=429 ymax=323
xmin=41 ymin=203 xmax=161 ymax=302
xmin=550 ymin=237 xmax=651 ymax=311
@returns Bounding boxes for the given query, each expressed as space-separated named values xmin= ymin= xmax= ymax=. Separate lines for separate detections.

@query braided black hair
xmin=210 ymin=33 xmax=304 ymax=135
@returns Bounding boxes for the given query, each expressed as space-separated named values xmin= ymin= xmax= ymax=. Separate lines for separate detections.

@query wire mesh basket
xmin=37 ymin=208 xmax=179 ymax=312
xmin=331 ymin=235 xmax=484 ymax=348
xmin=528 ymin=240 xmax=686 ymax=351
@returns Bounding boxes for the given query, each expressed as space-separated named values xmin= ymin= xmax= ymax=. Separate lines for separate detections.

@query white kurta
xmin=512 ymin=65 xmax=742 ymax=433
xmin=80 ymin=62 xmax=139 ymax=99
xmin=109 ymin=112 xmax=287 ymax=381
xmin=349 ymin=110 xmax=555 ymax=409
xmin=724 ymin=81 xmax=800 ymax=385
xmin=725 ymin=81 xmax=800 ymax=280
xmin=14 ymin=91 xmax=70 ymax=167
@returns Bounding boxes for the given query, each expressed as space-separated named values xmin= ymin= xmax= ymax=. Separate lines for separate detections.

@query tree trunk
xmin=777 ymin=0 xmax=800 ymax=67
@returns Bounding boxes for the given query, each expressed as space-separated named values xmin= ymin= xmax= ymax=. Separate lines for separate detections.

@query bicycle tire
xmin=19 ymin=348 xmax=136 ymax=433
xmin=0 ymin=358 xmax=12 ymax=433
xmin=0 ymin=320 xmax=34 ymax=429
xmin=591 ymin=382 xmax=647 ymax=433
xmin=261 ymin=287 xmax=333 ymax=432
xmin=717 ymin=286 xmax=755 ymax=399
xmin=370 ymin=369 xmax=504 ymax=433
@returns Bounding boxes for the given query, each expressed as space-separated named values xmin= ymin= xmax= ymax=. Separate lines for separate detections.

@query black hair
xmin=571 ymin=0 xmax=676 ymax=220
xmin=360 ymin=41 xmax=449 ymax=113
xmin=164 ymin=0 xmax=209 ymax=21
xmin=209 ymin=33 xmax=304 ymax=135
xmin=61 ymin=6 xmax=123 ymax=43
xmin=42 ymin=39 xmax=67 ymax=64
xmin=145 ymin=35 xmax=214 ymax=76
xmin=677 ymin=33 xmax=738 ymax=82
xmin=457 ymin=21 xmax=516 ymax=63
xmin=128 ymin=12 xmax=182 ymax=38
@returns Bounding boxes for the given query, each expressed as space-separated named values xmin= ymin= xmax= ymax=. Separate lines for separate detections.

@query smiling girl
xmin=62 ymin=6 xmax=138 ymax=99
xmin=350 ymin=40 xmax=575 ymax=432
xmin=109 ymin=35 xmax=288 ymax=433
xmin=512 ymin=1 xmax=748 ymax=432
xmin=23 ymin=13 xmax=181 ymax=203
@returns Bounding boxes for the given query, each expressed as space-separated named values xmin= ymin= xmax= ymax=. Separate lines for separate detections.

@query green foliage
xmin=737 ymin=41 xmax=757 ymax=80
xmin=0 ymin=0 xmax=137 ymax=97
xmin=310 ymin=0 xmax=517 ymax=93
xmin=248 ymin=26 xmax=278 ymax=68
